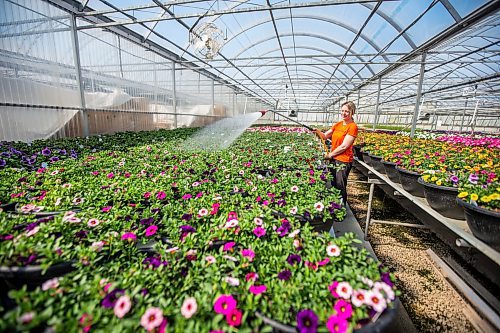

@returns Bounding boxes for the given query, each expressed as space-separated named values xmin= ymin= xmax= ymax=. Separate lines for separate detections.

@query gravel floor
xmin=347 ymin=169 xmax=477 ymax=333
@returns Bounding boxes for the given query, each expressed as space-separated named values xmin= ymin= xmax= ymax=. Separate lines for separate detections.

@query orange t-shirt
xmin=330 ymin=121 xmax=358 ymax=163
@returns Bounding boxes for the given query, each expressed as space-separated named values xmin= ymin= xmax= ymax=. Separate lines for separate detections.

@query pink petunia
xmin=141 ymin=307 xmax=164 ymax=331
xmin=156 ymin=191 xmax=166 ymax=200
xmin=114 ymin=295 xmax=131 ymax=318
xmin=121 ymin=232 xmax=137 ymax=242
xmin=225 ymin=308 xmax=242 ymax=327
xmin=249 ymin=284 xmax=267 ymax=295
xmin=223 ymin=241 xmax=236 ymax=252
xmin=326 ymin=314 xmax=349 ymax=333
xmin=241 ymin=249 xmax=255 ymax=261
xmin=213 ymin=294 xmax=237 ymax=315
xmin=333 ymin=299 xmax=353 ymax=319
xmin=181 ymin=297 xmax=197 ymax=319
xmin=253 ymin=227 xmax=266 ymax=238
xmin=101 ymin=206 xmax=112 ymax=212
xmin=145 ymin=225 xmax=158 ymax=237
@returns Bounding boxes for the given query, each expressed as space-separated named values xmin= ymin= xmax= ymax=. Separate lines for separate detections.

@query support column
xmin=211 ymin=79 xmax=215 ymax=115
xmin=172 ymin=61 xmax=177 ymax=129
xmin=460 ymin=98 xmax=468 ymax=133
xmin=410 ymin=52 xmax=427 ymax=138
xmin=70 ymin=13 xmax=89 ymax=137
xmin=372 ymin=77 xmax=382 ymax=130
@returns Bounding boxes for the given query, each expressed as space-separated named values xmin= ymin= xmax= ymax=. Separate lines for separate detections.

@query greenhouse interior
xmin=0 ymin=0 xmax=499 ymax=332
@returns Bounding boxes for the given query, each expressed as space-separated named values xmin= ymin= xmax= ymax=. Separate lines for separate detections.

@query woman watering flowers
xmin=314 ymin=101 xmax=358 ymax=205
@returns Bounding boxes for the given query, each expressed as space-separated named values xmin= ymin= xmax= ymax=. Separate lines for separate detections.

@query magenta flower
xmin=101 ymin=206 xmax=112 ymax=212
xmin=241 ymin=249 xmax=255 ymax=261
xmin=107 ymin=172 xmax=114 ymax=178
xmin=225 ymin=308 xmax=242 ymax=327
xmin=145 ymin=225 xmax=158 ymax=237
xmin=156 ymin=191 xmax=166 ymax=200
xmin=182 ymin=194 xmax=192 ymax=200
xmin=326 ymin=315 xmax=349 ymax=333
xmin=213 ymin=294 xmax=237 ymax=315
xmin=253 ymin=227 xmax=266 ymax=238
xmin=249 ymin=284 xmax=267 ymax=295
xmin=121 ymin=232 xmax=137 ymax=242
xmin=333 ymin=299 xmax=352 ymax=319
xmin=144 ymin=192 xmax=151 ymax=199
xmin=223 ymin=241 xmax=236 ymax=252
xmin=329 ymin=281 xmax=340 ymax=298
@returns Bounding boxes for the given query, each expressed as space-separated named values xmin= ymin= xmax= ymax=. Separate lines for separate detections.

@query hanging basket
xmin=395 ymin=166 xmax=425 ymax=198
xmin=456 ymin=199 xmax=500 ymax=248
xmin=418 ymin=178 xmax=464 ymax=220
xmin=381 ymin=160 xmax=400 ymax=184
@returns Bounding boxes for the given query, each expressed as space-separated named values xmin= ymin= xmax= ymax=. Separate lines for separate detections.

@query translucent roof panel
xmin=23 ymin=0 xmax=500 ymax=115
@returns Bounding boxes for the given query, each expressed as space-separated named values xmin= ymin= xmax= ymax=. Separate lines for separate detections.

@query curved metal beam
xmin=223 ymin=14 xmax=391 ymax=62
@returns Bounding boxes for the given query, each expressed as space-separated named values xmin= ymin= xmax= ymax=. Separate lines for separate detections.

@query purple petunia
xmin=41 ymin=147 xmax=51 ymax=156
xmin=101 ymin=289 xmax=125 ymax=308
xmin=277 ymin=269 xmax=292 ymax=281
xmin=296 ymin=309 xmax=318 ymax=333
xmin=287 ymin=254 xmax=302 ymax=266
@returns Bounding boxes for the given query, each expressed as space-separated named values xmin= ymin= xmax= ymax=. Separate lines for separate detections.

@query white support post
xmin=410 ymin=52 xmax=427 ymax=138
xmin=172 ymin=61 xmax=177 ymax=128
xmin=372 ymin=77 xmax=381 ymax=130
xmin=70 ymin=13 xmax=89 ymax=137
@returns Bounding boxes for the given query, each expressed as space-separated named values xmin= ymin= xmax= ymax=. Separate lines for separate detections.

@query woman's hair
xmin=342 ymin=101 xmax=356 ymax=115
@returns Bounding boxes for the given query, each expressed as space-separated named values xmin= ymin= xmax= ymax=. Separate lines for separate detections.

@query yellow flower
xmin=480 ymin=196 xmax=491 ymax=203
xmin=491 ymin=193 xmax=499 ymax=200
xmin=458 ymin=191 xmax=468 ymax=198
xmin=422 ymin=175 xmax=430 ymax=182
xmin=470 ymin=193 xmax=479 ymax=201
xmin=436 ymin=180 xmax=442 ymax=186
xmin=431 ymin=176 xmax=437 ymax=182
xmin=429 ymin=164 xmax=435 ymax=168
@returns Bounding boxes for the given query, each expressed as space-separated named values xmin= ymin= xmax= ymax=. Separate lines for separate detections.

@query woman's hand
xmin=314 ymin=129 xmax=326 ymax=140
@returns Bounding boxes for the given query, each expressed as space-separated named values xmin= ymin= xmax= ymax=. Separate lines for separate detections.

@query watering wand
xmin=260 ymin=110 xmax=330 ymax=155
xmin=259 ymin=110 xmax=314 ymax=131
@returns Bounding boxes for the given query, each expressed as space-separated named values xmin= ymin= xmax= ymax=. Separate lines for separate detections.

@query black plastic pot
xmin=361 ymin=150 xmax=371 ymax=164
xmin=0 ymin=202 xmax=17 ymax=212
xmin=368 ymin=154 xmax=386 ymax=174
xmin=381 ymin=160 xmax=400 ymax=184
xmin=353 ymin=144 xmax=365 ymax=161
xmin=256 ymin=300 xmax=399 ymax=333
xmin=418 ymin=178 xmax=464 ymax=220
xmin=395 ymin=166 xmax=425 ymax=198
xmin=0 ymin=261 xmax=76 ymax=290
xmin=457 ymin=199 xmax=500 ymax=248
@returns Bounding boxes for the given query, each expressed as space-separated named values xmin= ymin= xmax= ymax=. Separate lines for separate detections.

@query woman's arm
xmin=326 ymin=134 xmax=356 ymax=159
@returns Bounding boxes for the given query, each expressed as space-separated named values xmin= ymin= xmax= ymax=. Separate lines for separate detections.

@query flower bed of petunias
xmin=0 ymin=127 xmax=397 ymax=332
xmin=357 ymin=131 xmax=499 ymax=211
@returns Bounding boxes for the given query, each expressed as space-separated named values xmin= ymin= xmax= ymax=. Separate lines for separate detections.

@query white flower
xmin=26 ymin=226 xmax=40 ymax=237
xmin=366 ymin=290 xmax=387 ymax=313
xmin=223 ymin=255 xmax=238 ymax=262
xmin=290 ymin=206 xmax=298 ymax=214
xmin=181 ymin=297 xmax=197 ymax=319
xmin=373 ymin=281 xmax=395 ymax=301
xmin=351 ymin=289 xmax=369 ymax=307
xmin=326 ymin=244 xmax=341 ymax=257
xmin=253 ymin=217 xmax=264 ymax=226
xmin=361 ymin=276 xmax=374 ymax=287
xmin=291 ymin=185 xmax=299 ymax=192
xmin=224 ymin=219 xmax=239 ymax=228
xmin=17 ymin=311 xmax=35 ymax=324
xmin=41 ymin=277 xmax=59 ymax=291
xmin=224 ymin=276 xmax=240 ymax=286
xmin=87 ymin=218 xmax=100 ymax=227
xmin=50 ymin=170 xmax=59 ymax=176
xmin=205 ymin=255 xmax=216 ymax=264
xmin=198 ymin=208 xmax=209 ymax=217
xmin=293 ymin=239 xmax=301 ymax=248
xmin=336 ymin=281 xmax=353 ymax=299
xmin=314 ymin=202 xmax=324 ymax=212
xmin=288 ymin=229 xmax=300 ymax=238
xmin=91 ymin=241 xmax=105 ymax=252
